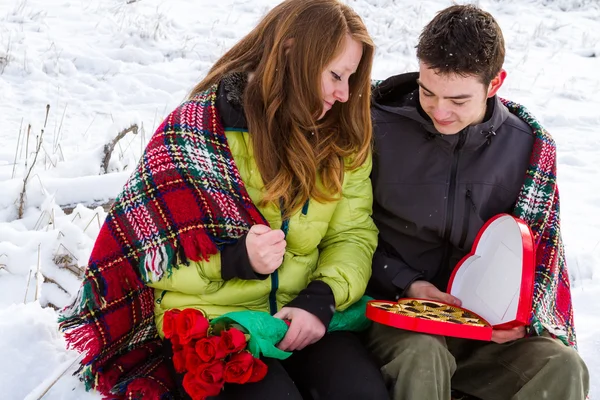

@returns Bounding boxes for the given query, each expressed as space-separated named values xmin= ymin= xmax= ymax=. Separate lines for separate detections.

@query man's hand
xmin=405 ymin=280 xmax=462 ymax=307
xmin=246 ymin=224 xmax=286 ymax=275
xmin=491 ymin=326 xmax=526 ymax=344
xmin=274 ymin=307 xmax=326 ymax=351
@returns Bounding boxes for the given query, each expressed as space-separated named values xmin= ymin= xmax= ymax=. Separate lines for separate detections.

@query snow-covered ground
xmin=0 ymin=0 xmax=598 ymax=398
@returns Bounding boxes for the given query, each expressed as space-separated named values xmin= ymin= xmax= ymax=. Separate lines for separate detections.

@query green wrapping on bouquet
xmin=211 ymin=296 xmax=373 ymax=360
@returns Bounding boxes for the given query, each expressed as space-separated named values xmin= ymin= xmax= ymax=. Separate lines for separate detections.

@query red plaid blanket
xmin=503 ymin=99 xmax=576 ymax=347
xmin=59 ymin=84 xmax=267 ymax=399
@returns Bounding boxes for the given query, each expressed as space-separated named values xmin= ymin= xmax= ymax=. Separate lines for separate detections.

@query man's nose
xmin=432 ymin=106 xmax=451 ymax=121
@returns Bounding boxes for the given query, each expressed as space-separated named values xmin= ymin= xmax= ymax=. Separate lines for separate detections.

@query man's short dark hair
xmin=416 ymin=5 xmax=505 ymax=85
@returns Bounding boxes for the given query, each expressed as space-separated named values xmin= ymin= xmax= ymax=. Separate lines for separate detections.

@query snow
xmin=0 ymin=0 xmax=598 ymax=398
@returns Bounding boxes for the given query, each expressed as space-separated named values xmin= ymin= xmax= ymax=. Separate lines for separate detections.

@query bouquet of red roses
xmin=163 ymin=308 xmax=268 ymax=400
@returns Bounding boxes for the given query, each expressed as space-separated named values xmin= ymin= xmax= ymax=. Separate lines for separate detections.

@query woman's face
xmin=319 ymin=34 xmax=363 ymax=120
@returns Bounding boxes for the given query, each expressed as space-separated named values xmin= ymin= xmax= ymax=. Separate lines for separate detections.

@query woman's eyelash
xmin=331 ymin=71 xmax=342 ymax=81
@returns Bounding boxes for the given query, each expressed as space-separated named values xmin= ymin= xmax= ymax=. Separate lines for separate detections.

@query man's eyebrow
xmin=417 ymin=79 xmax=473 ymax=100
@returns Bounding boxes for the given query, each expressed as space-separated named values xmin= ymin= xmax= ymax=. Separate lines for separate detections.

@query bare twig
xmin=83 ymin=212 xmax=102 ymax=232
xmin=41 ymin=145 xmax=57 ymax=169
xmin=53 ymin=103 xmax=67 ymax=153
xmin=19 ymin=118 xmax=26 ymax=158
xmin=70 ymin=212 xmax=81 ymax=222
xmin=54 ymin=243 xmax=82 ymax=278
xmin=101 ymin=124 xmax=138 ymax=174
xmin=34 ymin=244 xmax=42 ymax=301
xmin=23 ymin=353 xmax=84 ymax=400
xmin=43 ymin=275 xmax=69 ymax=295
xmin=24 ymin=270 xmax=32 ymax=304
xmin=82 ymin=114 xmax=96 ymax=139
xmin=24 ymin=123 xmax=31 ymax=170
xmin=56 ymin=143 xmax=65 ymax=162
xmin=33 ymin=210 xmax=49 ymax=231
xmin=11 ymin=118 xmax=23 ymax=179
xmin=18 ymin=105 xmax=50 ymax=219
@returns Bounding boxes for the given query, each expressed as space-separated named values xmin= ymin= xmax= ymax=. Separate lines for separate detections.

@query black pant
xmin=166 ymin=331 xmax=389 ymax=400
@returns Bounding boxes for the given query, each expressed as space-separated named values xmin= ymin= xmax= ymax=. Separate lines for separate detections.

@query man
xmin=366 ymin=4 xmax=589 ymax=400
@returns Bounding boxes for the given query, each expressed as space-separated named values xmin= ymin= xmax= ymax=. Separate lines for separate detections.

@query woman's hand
xmin=406 ymin=280 xmax=462 ymax=307
xmin=274 ymin=307 xmax=326 ymax=351
xmin=246 ymin=224 xmax=286 ymax=275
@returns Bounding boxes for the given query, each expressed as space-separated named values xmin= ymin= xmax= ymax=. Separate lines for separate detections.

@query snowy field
xmin=0 ymin=0 xmax=598 ymax=398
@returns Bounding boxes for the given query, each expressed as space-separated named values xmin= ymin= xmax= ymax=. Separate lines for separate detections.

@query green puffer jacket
xmin=148 ymin=129 xmax=377 ymax=336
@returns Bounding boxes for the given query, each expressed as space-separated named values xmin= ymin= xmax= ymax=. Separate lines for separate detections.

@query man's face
xmin=417 ymin=63 xmax=491 ymax=135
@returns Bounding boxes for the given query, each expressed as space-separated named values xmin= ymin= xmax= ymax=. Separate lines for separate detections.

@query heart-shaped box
xmin=366 ymin=214 xmax=535 ymax=341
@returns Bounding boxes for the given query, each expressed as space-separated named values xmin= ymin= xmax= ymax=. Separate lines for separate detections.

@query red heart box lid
xmin=448 ymin=213 xmax=535 ymax=329
xmin=366 ymin=214 xmax=535 ymax=341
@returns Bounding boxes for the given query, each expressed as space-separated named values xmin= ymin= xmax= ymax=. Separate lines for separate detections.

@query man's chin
xmin=434 ymin=123 xmax=461 ymax=135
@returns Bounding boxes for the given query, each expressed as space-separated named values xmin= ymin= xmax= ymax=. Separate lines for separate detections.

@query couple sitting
xmin=59 ymin=1 xmax=589 ymax=399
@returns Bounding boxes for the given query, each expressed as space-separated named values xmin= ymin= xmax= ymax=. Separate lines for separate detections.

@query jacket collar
xmin=217 ymin=72 xmax=248 ymax=130
xmin=373 ymin=72 xmax=509 ymax=151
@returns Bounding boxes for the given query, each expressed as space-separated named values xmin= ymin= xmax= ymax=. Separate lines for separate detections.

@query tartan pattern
xmin=59 ymin=84 xmax=267 ymax=399
xmin=502 ymin=98 xmax=576 ymax=347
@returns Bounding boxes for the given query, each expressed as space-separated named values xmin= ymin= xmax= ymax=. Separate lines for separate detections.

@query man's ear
xmin=487 ymin=69 xmax=507 ymax=98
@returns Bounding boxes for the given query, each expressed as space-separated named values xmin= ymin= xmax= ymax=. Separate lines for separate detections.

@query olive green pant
xmin=365 ymin=323 xmax=589 ymax=400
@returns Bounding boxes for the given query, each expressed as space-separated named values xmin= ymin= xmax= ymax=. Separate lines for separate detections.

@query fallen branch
xmin=23 ymin=353 xmax=84 ymax=400
xmin=101 ymin=124 xmax=138 ymax=174
xmin=60 ymin=199 xmax=114 ymax=215
xmin=42 ymin=275 xmax=70 ymax=298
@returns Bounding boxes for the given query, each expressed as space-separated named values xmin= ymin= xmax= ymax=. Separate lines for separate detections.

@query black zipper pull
xmin=466 ymin=189 xmax=477 ymax=212
xmin=481 ymin=125 xmax=496 ymax=145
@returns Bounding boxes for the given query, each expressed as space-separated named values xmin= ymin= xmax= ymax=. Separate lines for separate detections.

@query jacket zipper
xmin=439 ymin=130 xmax=467 ymax=282
xmin=268 ymin=200 xmax=308 ymax=314
xmin=269 ymin=215 xmax=288 ymax=315
xmin=458 ymin=185 xmax=477 ymax=249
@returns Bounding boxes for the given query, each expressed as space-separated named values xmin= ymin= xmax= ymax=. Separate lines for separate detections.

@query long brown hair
xmin=189 ymin=0 xmax=374 ymax=217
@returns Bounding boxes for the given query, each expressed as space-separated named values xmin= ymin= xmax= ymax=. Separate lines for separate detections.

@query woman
xmin=60 ymin=0 xmax=387 ymax=399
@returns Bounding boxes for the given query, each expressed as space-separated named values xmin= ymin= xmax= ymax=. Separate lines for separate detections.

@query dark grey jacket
xmin=367 ymin=72 xmax=535 ymax=300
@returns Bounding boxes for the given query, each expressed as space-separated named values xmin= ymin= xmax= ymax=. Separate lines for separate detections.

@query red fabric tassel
xmin=180 ymin=231 xmax=218 ymax=262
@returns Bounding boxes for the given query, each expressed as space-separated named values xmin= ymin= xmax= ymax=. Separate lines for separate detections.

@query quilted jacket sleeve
xmin=313 ymin=155 xmax=378 ymax=311
xmin=146 ymin=252 xmax=225 ymax=295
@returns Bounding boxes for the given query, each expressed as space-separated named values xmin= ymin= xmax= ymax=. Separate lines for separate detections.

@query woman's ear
xmin=487 ymin=69 xmax=507 ymax=98
xmin=283 ymin=38 xmax=295 ymax=55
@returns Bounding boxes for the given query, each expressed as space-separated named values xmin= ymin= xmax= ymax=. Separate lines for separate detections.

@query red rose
xmin=171 ymin=334 xmax=183 ymax=352
xmin=163 ymin=309 xmax=181 ymax=339
xmin=247 ymin=357 xmax=268 ymax=383
xmin=219 ymin=327 xmax=247 ymax=355
xmin=183 ymin=361 xmax=225 ymax=399
xmin=172 ymin=348 xmax=186 ymax=374
xmin=185 ymin=344 xmax=203 ymax=372
xmin=196 ymin=336 xmax=226 ymax=363
xmin=223 ymin=352 xmax=254 ymax=384
xmin=176 ymin=308 xmax=210 ymax=345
